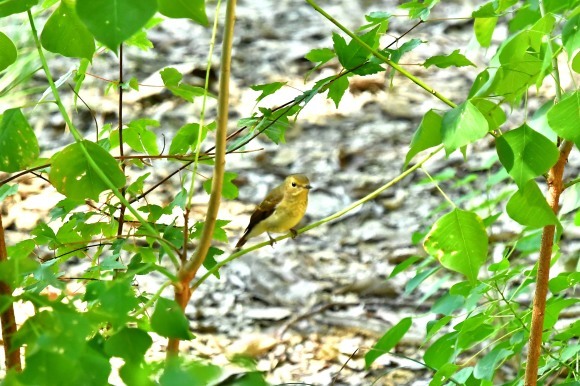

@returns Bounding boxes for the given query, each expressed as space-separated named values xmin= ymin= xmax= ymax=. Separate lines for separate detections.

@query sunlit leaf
xmin=547 ymin=91 xmax=580 ymax=146
xmin=496 ymin=124 xmax=559 ymax=189
xmin=506 ymin=180 xmax=559 ymax=228
xmin=40 ymin=1 xmax=95 ymax=59
xmin=49 ymin=141 xmax=126 ymax=201
xmin=405 ymin=109 xmax=442 ymax=167
xmin=424 ymin=208 xmax=488 ymax=284
xmin=203 ymin=171 xmax=238 ymax=200
xmin=0 ymin=31 xmax=17 ymax=71
xmin=424 ymin=49 xmax=475 ymax=68
xmin=0 ymin=108 xmax=39 ymax=172
xmin=158 ymin=0 xmax=207 ymax=25
xmin=365 ymin=317 xmax=412 ymax=368
xmin=441 ymin=100 xmax=489 ymax=155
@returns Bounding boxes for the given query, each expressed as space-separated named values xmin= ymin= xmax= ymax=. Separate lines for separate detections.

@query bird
xmin=235 ymin=174 xmax=312 ymax=249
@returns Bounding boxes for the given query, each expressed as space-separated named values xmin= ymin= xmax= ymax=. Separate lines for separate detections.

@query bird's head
xmin=284 ymin=174 xmax=312 ymax=197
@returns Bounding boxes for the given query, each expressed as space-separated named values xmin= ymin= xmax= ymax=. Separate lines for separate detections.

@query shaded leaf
xmin=104 ymin=328 xmax=152 ymax=362
xmin=158 ymin=0 xmax=207 ymax=26
xmin=203 ymin=171 xmax=239 ymax=200
xmin=151 ymin=297 xmax=194 ymax=340
xmin=365 ymin=317 xmax=412 ymax=368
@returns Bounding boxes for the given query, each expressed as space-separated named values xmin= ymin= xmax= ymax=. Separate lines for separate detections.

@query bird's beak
xmin=305 ymin=184 xmax=312 ymax=190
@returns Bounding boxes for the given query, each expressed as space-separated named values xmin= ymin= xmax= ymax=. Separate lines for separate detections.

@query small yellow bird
xmin=235 ymin=174 xmax=312 ymax=249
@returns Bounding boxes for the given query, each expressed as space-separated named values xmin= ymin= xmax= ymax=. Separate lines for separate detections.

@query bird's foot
xmin=290 ymin=228 xmax=298 ymax=239
xmin=267 ymin=233 xmax=276 ymax=248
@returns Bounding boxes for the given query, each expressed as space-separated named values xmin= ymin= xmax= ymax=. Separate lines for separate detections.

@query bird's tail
xmin=235 ymin=233 xmax=248 ymax=249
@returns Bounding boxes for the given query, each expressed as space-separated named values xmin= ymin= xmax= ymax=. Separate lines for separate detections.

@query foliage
xmin=0 ymin=0 xmax=579 ymax=384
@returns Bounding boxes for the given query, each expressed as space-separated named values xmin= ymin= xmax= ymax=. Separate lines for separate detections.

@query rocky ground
xmin=2 ymin=0 xmax=580 ymax=385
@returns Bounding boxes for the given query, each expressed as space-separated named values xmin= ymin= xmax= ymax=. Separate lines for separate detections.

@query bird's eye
xmin=291 ymin=182 xmax=297 ymax=187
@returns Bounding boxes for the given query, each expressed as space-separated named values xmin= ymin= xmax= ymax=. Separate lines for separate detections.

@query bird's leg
xmin=267 ymin=233 xmax=276 ymax=248
xmin=290 ymin=228 xmax=298 ymax=239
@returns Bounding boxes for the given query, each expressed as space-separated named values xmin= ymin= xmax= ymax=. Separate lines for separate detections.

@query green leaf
xmin=304 ymin=48 xmax=336 ymax=81
xmin=471 ymin=98 xmax=506 ymax=131
xmin=423 ymin=208 xmax=488 ymax=284
xmin=76 ymin=0 xmax=157 ymax=52
xmin=333 ymin=26 xmax=379 ymax=70
xmin=0 ymin=108 xmax=39 ymax=172
xmin=0 ymin=0 xmax=38 ymax=17
xmin=0 ymin=241 xmax=39 ymax=288
xmin=473 ymin=343 xmax=513 ymax=380
xmin=544 ymin=298 xmax=579 ymax=330
xmin=389 ymin=255 xmax=421 ymax=278
xmin=111 ymin=119 xmax=160 ymax=155
xmin=0 ymin=31 xmax=17 ymax=71
xmin=384 ymin=38 xmax=422 ymax=63
xmin=160 ymin=67 xmax=210 ymax=102
xmin=327 ymin=75 xmax=349 ymax=108
xmin=424 ymin=49 xmax=475 ymax=69
xmin=169 ymin=122 xmax=209 ymax=155
xmin=151 ymin=297 xmax=193 ymax=340
xmin=474 ymin=16 xmax=497 ymax=47
xmin=547 ymin=91 xmax=580 ymax=146
xmin=104 ymin=327 xmax=152 ymax=362
xmin=441 ymin=100 xmax=489 ymax=155
xmin=573 ymin=52 xmax=580 ymax=73
xmin=360 ymin=11 xmax=391 ymax=33
xmin=203 ymin=171 xmax=238 ymax=200
xmin=425 ymin=316 xmax=452 ymax=341
xmin=202 ymin=247 xmax=224 ymax=279
xmin=496 ymin=124 xmax=559 ymax=189
xmin=405 ymin=109 xmax=442 ymax=167
xmin=190 ymin=219 xmax=230 ymax=243
xmin=305 ymin=48 xmax=335 ymax=63
xmin=40 ymin=1 xmax=95 ymax=60
xmin=423 ymin=332 xmax=457 ymax=369
xmin=158 ymin=0 xmax=207 ymax=26
xmin=506 ymin=180 xmax=559 ymax=228
xmin=431 ymin=293 xmax=464 ymax=315
xmin=399 ymin=0 xmax=440 ymax=21
xmin=250 ymin=82 xmax=286 ymax=103
xmin=85 ymin=280 xmax=139 ymax=327
xmin=364 ymin=317 xmax=412 ymax=368
xmin=49 ymin=141 xmax=126 ymax=201
xmin=160 ymin=359 xmax=222 ymax=386
xmin=0 ymin=183 xmax=18 ymax=202
xmin=563 ymin=14 xmax=580 ymax=59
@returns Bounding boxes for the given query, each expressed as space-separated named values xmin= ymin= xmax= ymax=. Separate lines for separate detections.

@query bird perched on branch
xmin=235 ymin=174 xmax=312 ymax=249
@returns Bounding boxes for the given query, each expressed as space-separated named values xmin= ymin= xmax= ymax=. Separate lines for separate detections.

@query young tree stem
xmin=0 ymin=215 xmax=21 ymax=371
xmin=525 ymin=140 xmax=573 ymax=386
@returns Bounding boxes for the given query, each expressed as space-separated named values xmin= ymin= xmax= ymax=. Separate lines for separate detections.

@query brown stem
xmin=525 ymin=140 xmax=573 ymax=386
xmin=166 ymin=0 xmax=238 ymax=357
xmin=0 ymin=215 xmax=21 ymax=371
xmin=117 ymin=44 xmax=127 ymax=237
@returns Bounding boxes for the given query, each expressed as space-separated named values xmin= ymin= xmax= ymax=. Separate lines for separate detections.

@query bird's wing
xmin=244 ymin=185 xmax=283 ymax=233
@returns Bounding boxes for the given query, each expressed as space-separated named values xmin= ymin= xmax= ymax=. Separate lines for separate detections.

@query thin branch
xmin=0 ymin=214 xmax=21 ymax=370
